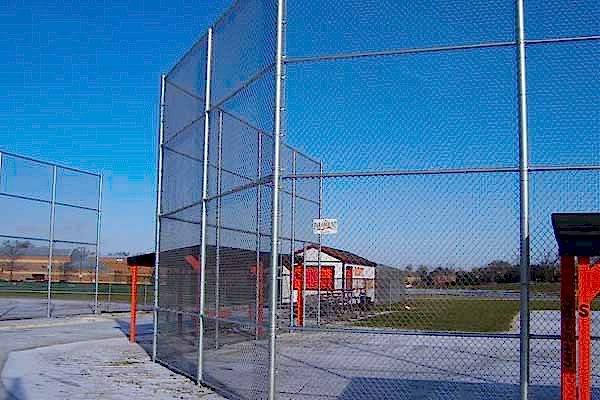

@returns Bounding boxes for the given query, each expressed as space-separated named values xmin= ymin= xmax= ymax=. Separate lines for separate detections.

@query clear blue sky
xmin=0 ymin=0 xmax=598 ymax=266
xmin=0 ymin=0 xmax=231 ymax=254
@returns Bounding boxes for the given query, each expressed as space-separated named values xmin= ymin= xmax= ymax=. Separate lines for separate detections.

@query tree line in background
xmin=0 ymin=240 xmax=31 ymax=282
xmin=402 ymin=254 xmax=560 ymax=288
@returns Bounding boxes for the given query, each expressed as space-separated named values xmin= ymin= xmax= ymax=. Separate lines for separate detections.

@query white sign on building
xmin=312 ymin=218 xmax=338 ymax=235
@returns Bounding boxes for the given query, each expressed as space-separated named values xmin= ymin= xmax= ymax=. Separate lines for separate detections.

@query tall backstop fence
xmin=155 ymin=0 xmax=599 ymax=399
xmin=0 ymin=150 xmax=128 ymax=319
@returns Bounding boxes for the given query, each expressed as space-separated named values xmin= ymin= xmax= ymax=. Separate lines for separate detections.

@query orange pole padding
xmin=130 ymin=265 xmax=138 ymax=343
xmin=297 ymin=286 xmax=304 ymax=327
xmin=561 ymin=255 xmax=576 ymax=400
xmin=577 ymin=257 xmax=600 ymax=400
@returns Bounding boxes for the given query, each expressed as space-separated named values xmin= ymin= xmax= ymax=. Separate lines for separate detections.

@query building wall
xmin=287 ymin=247 xmax=376 ymax=303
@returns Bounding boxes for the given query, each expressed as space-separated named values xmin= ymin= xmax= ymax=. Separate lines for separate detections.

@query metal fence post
xmin=215 ymin=110 xmax=224 ymax=349
xmin=94 ymin=174 xmax=103 ymax=314
xmin=152 ymin=73 xmax=167 ymax=362
xmin=47 ymin=166 xmax=57 ymax=318
xmin=516 ymin=0 xmax=531 ymax=398
xmin=198 ymin=27 xmax=214 ymax=384
xmin=317 ymin=161 xmax=323 ymax=326
xmin=290 ymin=151 xmax=296 ymax=327
xmin=269 ymin=0 xmax=285 ymax=397
xmin=302 ymin=241 xmax=307 ymax=326
xmin=256 ymin=131 xmax=263 ymax=338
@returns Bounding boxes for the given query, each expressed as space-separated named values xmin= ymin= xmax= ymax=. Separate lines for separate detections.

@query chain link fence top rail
xmin=155 ymin=0 xmax=599 ymax=399
xmin=0 ymin=150 xmax=104 ymax=320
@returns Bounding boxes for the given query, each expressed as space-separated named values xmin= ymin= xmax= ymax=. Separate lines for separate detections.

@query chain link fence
xmin=155 ymin=0 xmax=599 ymax=399
xmin=0 ymin=150 xmax=135 ymax=319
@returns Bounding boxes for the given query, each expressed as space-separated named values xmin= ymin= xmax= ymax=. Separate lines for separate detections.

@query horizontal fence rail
xmin=154 ymin=1 xmax=600 ymax=399
xmin=0 ymin=150 xmax=109 ymax=320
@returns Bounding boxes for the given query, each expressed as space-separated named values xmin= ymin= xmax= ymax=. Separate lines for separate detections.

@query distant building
xmin=0 ymin=253 xmax=152 ymax=284
xmin=282 ymin=245 xmax=377 ymax=304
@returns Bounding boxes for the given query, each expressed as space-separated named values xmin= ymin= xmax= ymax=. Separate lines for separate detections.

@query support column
xmin=215 ymin=110 xmax=223 ymax=349
xmin=94 ymin=174 xmax=103 ymax=314
xmin=290 ymin=151 xmax=296 ymax=326
xmin=560 ymin=255 xmax=576 ymax=400
xmin=152 ymin=73 xmax=167 ymax=362
xmin=516 ymin=0 xmax=531 ymax=398
xmin=268 ymin=0 xmax=285 ymax=398
xmin=197 ymin=27 xmax=214 ymax=384
xmin=256 ymin=130 xmax=263 ymax=338
xmin=47 ymin=166 xmax=57 ymax=318
xmin=130 ymin=265 xmax=138 ymax=343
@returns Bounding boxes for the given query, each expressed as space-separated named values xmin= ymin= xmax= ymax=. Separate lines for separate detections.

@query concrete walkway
xmin=0 ymin=314 xmax=222 ymax=400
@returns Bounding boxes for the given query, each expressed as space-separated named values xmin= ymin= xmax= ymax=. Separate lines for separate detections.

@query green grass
xmin=357 ymin=298 xmax=568 ymax=332
xmin=0 ymin=280 xmax=153 ymax=304
xmin=450 ymin=282 xmax=560 ymax=294
xmin=358 ymin=299 xmax=520 ymax=332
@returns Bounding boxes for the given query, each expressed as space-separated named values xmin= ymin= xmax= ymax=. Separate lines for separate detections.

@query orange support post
xmin=577 ymin=257 xmax=600 ymax=400
xmin=293 ymin=263 xmax=304 ymax=327
xmin=554 ymin=213 xmax=600 ymax=400
xmin=296 ymin=286 xmax=304 ymax=327
xmin=130 ymin=265 xmax=138 ymax=343
xmin=561 ymin=255 xmax=576 ymax=400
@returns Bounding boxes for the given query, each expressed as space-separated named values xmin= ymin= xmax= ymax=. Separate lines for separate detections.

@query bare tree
xmin=70 ymin=247 xmax=95 ymax=282
xmin=0 ymin=240 xmax=31 ymax=282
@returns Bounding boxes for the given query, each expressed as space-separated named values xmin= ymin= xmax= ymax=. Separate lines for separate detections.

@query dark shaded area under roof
xmin=127 ymin=252 xmax=156 ymax=267
xmin=552 ymin=213 xmax=600 ymax=256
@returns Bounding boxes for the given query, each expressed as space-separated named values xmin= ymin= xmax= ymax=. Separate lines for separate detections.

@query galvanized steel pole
xmin=152 ymin=73 xmax=167 ymax=362
xmin=215 ymin=110 xmax=223 ymax=349
xmin=317 ymin=161 xmax=323 ymax=326
xmin=47 ymin=166 xmax=57 ymax=318
xmin=256 ymin=131 xmax=263 ymax=338
xmin=290 ymin=151 xmax=296 ymax=326
xmin=94 ymin=174 xmax=103 ymax=314
xmin=198 ymin=27 xmax=213 ymax=384
xmin=269 ymin=0 xmax=285 ymax=397
xmin=302 ymin=241 xmax=307 ymax=326
xmin=516 ymin=0 xmax=530 ymax=398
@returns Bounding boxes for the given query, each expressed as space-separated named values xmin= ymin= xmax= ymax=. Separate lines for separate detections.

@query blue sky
xmin=0 ymin=0 xmax=598 ymax=265
xmin=0 ymin=0 xmax=231 ymax=254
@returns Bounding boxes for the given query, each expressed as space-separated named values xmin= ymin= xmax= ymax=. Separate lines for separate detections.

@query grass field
xmin=356 ymin=298 xmax=563 ymax=332
xmin=0 ymin=280 xmax=153 ymax=304
xmin=454 ymin=282 xmax=560 ymax=293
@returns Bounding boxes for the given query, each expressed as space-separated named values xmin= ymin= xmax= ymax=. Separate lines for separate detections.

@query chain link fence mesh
xmin=0 ymin=150 xmax=105 ymax=320
xmin=156 ymin=0 xmax=599 ymax=398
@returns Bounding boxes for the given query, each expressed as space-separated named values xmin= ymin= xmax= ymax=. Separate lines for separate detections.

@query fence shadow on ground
xmin=114 ymin=317 xmax=155 ymax=356
xmin=338 ymin=378 xmax=571 ymax=400
xmin=3 ymin=376 xmax=26 ymax=400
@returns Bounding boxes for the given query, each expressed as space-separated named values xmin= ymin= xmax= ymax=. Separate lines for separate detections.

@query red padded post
xmin=561 ymin=255 xmax=576 ymax=400
xmin=577 ymin=257 xmax=600 ymax=400
xmin=130 ymin=265 xmax=138 ymax=343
